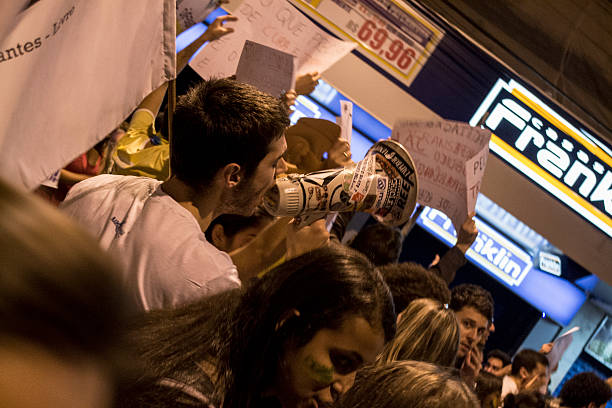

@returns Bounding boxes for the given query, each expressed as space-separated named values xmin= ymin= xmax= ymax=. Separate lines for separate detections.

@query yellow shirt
xmin=112 ymin=109 xmax=170 ymax=180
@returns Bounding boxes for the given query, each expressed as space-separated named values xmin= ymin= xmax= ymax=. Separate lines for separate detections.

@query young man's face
xmin=520 ymin=362 xmax=548 ymax=392
xmin=454 ymin=306 xmax=489 ymax=359
xmin=484 ymin=356 xmax=505 ymax=376
xmin=228 ymin=134 xmax=287 ymax=216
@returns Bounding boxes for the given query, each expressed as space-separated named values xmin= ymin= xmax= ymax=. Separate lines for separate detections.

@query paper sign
xmin=465 ymin=144 xmax=489 ymax=214
xmin=547 ymin=326 xmax=579 ymax=370
xmin=235 ymin=40 xmax=296 ymax=97
xmin=336 ymin=100 xmax=353 ymax=146
xmin=391 ymin=120 xmax=491 ymax=232
xmin=190 ymin=0 xmax=357 ymax=80
xmin=176 ymin=0 xmax=219 ymax=33
xmin=0 ymin=0 xmax=175 ymax=190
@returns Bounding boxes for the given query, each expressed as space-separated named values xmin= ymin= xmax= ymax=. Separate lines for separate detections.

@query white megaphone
xmin=263 ymin=139 xmax=419 ymax=226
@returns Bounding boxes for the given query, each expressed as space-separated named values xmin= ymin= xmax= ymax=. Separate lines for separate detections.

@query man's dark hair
xmin=379 ymin=262 xmax=450 ymax=314
xmin=449 ymin=284 xmax=494 ymax=322
xmin=350 ymin=223 xmax=403 ymax=266
xmin=171 ymin=78 xmax=289 ymax=189
xmin=502 ymin=391 xmax=547 ymax=408
xmin=487 ymin=349 xmax=512 ymax=366
xmin=510 ymin=349 xmax=549 ymax=376
xmin=559 ymin=372 xmax=612 ymax=408
xmin=205 ymin=206 xmax=274 ymax=242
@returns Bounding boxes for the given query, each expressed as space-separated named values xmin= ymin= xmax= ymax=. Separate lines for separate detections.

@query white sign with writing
xmin=336 ymin=100 xmax=353 ymax=146
xmin=235 ymin=40 xmax=296 ymax=97
xmin=190 ymin=0 xmax=357 ymax=80
xmin=391 ymin=120 xmax=491 ymax=232
xmin=0 ymin=0 xmax=176 ymax=190
xmin=176 ymin=0 xmax=219 ymax=33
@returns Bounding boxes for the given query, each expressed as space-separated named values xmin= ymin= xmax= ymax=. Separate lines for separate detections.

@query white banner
xmin=391 ymin=120 xmax=491 ymax=232
xmin=0 ymin=0 xmax=176 ymax=190
xmin=190 ymin=0 xmax=356 ymax=80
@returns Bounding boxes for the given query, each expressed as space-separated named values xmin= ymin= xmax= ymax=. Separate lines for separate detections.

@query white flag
xmin=0 ymin=0 xmax=176 ymax=190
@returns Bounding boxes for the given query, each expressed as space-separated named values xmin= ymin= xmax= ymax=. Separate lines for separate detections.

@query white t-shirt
xmin=501 ymin=375 xmax=519 ymax=400
xmin=61 ymin=174 xmax=240 ymax=310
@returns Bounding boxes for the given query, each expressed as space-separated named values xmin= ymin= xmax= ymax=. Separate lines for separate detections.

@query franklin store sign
xmin=470 ymin=79 xmax=612 ymax=238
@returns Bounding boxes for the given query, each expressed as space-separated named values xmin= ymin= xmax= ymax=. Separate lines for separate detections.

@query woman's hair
xmin=502 ymin=391 xmax=548 ymax=408
xmin=122 ymin=245 xmax=396 ymax=408
xmin=336 ymin=361 xmax=479 ymax=408
xmin=475 ymin=371 xmax=502 ymax=404
xmin=0 ymin=178 xmax=130 ymax=365
xmin=378 ymin=298 xmax=459 ymax=367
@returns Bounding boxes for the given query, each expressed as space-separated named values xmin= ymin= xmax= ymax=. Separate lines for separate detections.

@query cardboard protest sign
xmin=391 ymin=120 xmax=491 ymax=232
xmin=235 ymin=40 xmax=296 ymax=97
xmin=190 ymin=0 xmax=356 ymax=80
xmin=177 ymin=0 xmax=219 ymax=34
xmin=0 ymin=0 xmax=176 ymax=190
xmin=547 ymin=326 xmax=579 ymax=370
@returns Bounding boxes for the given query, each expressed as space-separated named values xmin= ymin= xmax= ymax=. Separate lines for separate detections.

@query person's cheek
xmin=305 ymin=355 xmax=334 ymax=386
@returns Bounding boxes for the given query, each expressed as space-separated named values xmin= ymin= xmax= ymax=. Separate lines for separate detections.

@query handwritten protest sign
xmin=190 ymin=0 xmax=357 ymax=80
xmin=391 ymin=120 xmax=491 ymax=232
xmin=235 ymin=40 xmax=296 ymax=97
xmin=336 ymin=100 xmax=353 ymax=146
xmin=176 ymin=0 xmax=219 ymax=34
xmin=0 ymin=0 xmax=175 ymax=190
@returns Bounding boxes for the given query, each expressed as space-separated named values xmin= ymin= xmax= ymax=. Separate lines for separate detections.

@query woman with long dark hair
xmin=119 ymin=245 xmax=396 ymax=408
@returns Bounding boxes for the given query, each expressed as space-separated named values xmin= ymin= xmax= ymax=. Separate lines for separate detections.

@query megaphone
xmin=264 ymin=139 xmax=418 ymax=226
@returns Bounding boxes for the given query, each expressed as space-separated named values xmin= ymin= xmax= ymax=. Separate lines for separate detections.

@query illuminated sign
xmin=539 ymin=252 xmax=562 ymax=276
xmin=418 ymin=207 xmax=532 ymax=286
xmin=470 ymin=79 xmax=612 ymax=238
xmin=416 ymin=206 xmax=586 ymax=325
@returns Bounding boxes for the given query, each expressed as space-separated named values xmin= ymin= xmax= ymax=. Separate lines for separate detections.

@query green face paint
xmin=305 ymin=355 xmax=333 ymax=384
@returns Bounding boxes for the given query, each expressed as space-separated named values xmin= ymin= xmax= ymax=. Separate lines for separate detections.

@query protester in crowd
xmin=61 ymin=78 xmax=290 ymax=311
xmin=283 ymin=117 xmax=353 ymax=175
xmin=378 ymin=261 xmax=451 ymax=316
xmin=449 ymin=283 xmax=495 ymax=388
xmin=117 ymin=246 xmax=395 ymax=408
xmin=503 ymin=391 xmax=549 ymax=408
xmin=558 ymin=372 xmax=612 ymax=408
xmin=475 ymin=371 xmax=503 ymax=408
xmin=0 ymin=179 xmax=132 ymax=408
xmin=484 ymin=349 xmax=512 ymax=377
xmin=335 ymin=360 xmax=479 ymax=408
xmin=350 ymin=223 xmax=403 ymax=266
xmin=378 ymin=298 xmax=459 ymax=367
xmin=347 ymin=213 xmax=478 ymax=283
xmin=35 ymin=128 xmax=124 ymax=205
xmin=428 ymin=214 xmax=479 ymax=284
xmin=501 ymin=349 xmax=550 ymax=400
xmin=112 ymin=15 xmax=238 ymax=180
xmin=205 ymin=206 xmax=275 ymax=253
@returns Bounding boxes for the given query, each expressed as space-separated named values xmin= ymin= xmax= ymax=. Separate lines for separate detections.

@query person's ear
xmin=519 ymin=366 xmax=528 ymax=380
xmin=222 ymin=163 xmax=242 ymax=188
xmin=210 ymin=224 xmax=228 ymax=251
xmin=275 ymin=308 xmax=300 ymax=331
